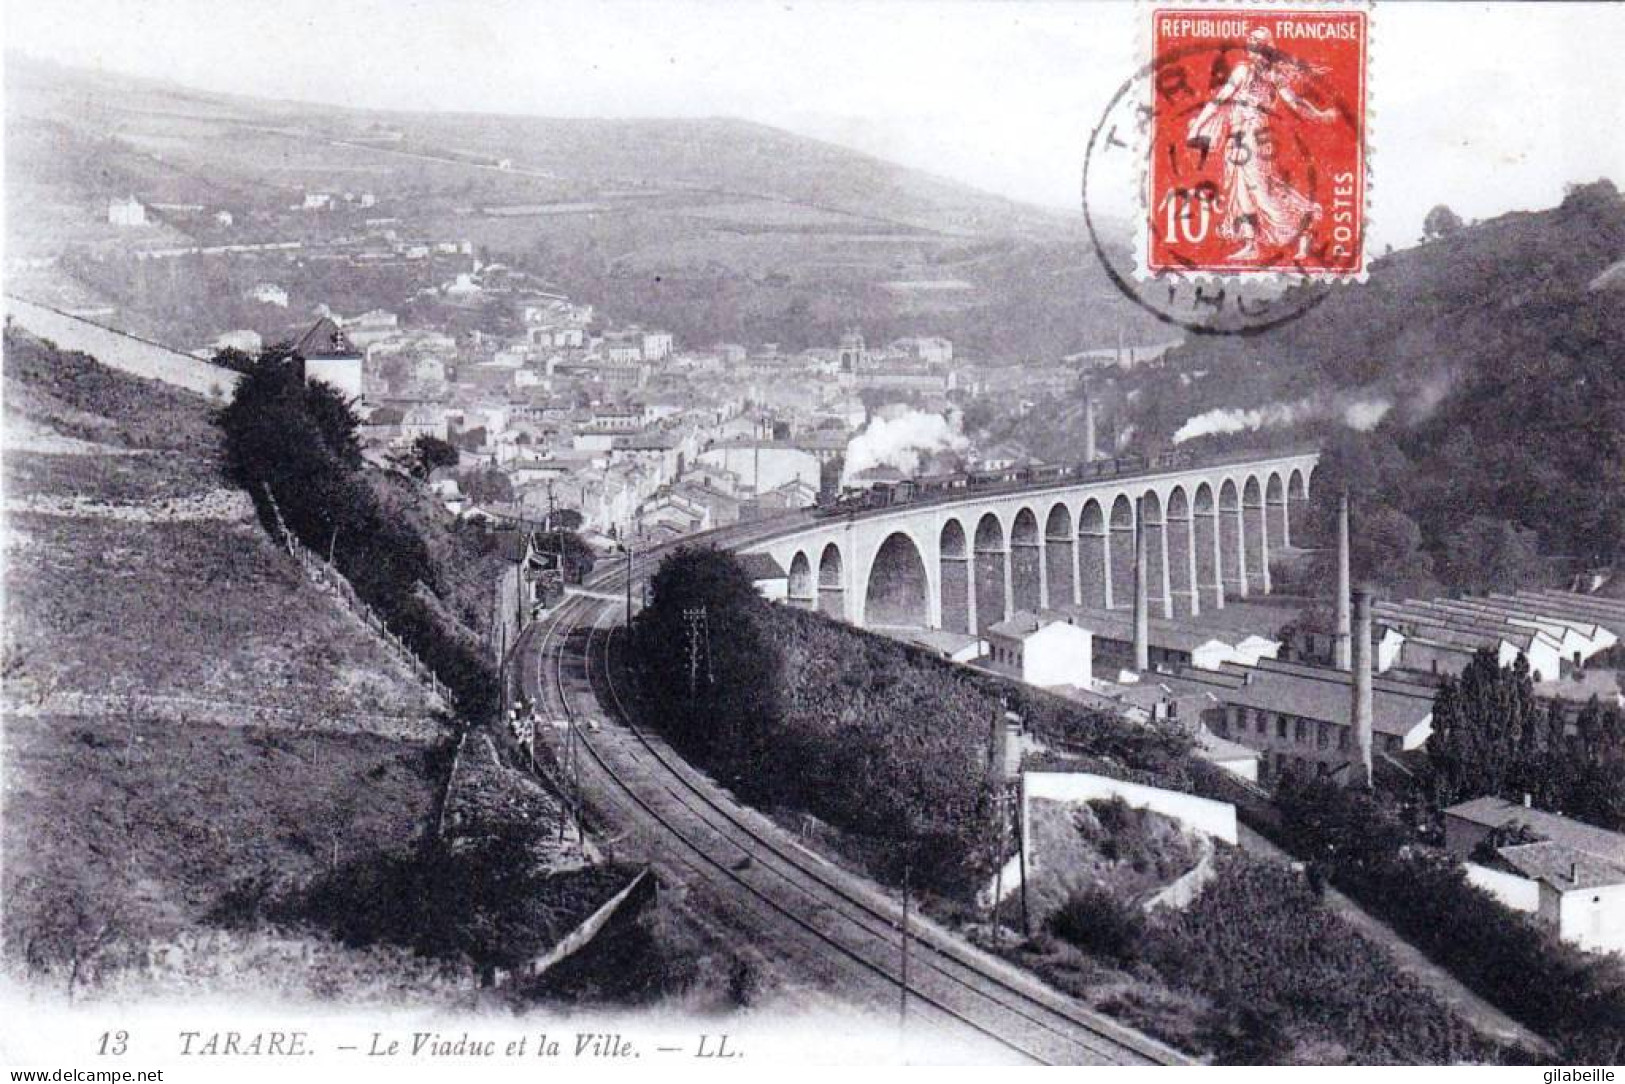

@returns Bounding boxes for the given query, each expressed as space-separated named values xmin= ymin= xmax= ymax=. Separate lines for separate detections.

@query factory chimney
xmin=1351 ymin=587 xmax=1374 ymax=788
xmin=1134 ymin=496 xmax=1150 ymax=672
xmin=1083 ymin=395 xmax=1098 ymax=463
xmin=1334 ymin=490 xmax=1353 ymax=671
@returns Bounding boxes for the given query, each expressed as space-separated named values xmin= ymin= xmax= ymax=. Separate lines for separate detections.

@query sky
xmin=6 ymin=0 xmax=1624 ymax=249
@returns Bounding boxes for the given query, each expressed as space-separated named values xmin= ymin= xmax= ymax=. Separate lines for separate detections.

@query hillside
xmin=1041 ymin=182 xmax=1625 ymax=592
xmin=1134 ymin=181 xmax=1625 ymax=447
xmin=4 ymin=55 xmax=1160 ymax=357
xmin=0 ymin=329 xmax=456 ymax=999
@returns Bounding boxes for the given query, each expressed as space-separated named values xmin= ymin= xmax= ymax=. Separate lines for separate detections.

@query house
xmin=213 ymin=329 xmax=262 ymax=355
xmin=214 ymin=210 xmax=235 ymax=227
xmin=1446 ymin=796 xmax=1625 ymax=955
xmin=697 ymin=441 xmax=821 ymax=497
xmin=293 ymin=317 xmax=364 ymax=403
xmin=640 ymin=330 xmax=674 ymax=362
xmin=984 ymin=611 xmax=1093 ymax=690
xmin=737 ymin=553 xmax=788 ymax=602
xmin=107 ymin=196 xmax=147 ymax=226
xmin=1285 ymin=612 xmax=1406 ymax=672
xmin=248 ymin=283 xmax=289 ymax=308
xmin=891 ymin=336 xmax=954 ymax=365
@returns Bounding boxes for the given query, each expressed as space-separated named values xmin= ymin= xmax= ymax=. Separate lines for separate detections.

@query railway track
xmin=522 ymin=533 xmax=1187 ymax=1065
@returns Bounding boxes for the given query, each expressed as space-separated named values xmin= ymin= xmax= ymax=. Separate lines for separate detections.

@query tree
xmin=210 ymin=346 xmax=256 ymax=374
xmin=1422 ymin=204 xmax=1464 ymax=241
xmin=410 ymin=435 xmax=459 ymax=479
xmin=631 ymin=548 xmax=785 ymax=785
xmin=1306 ymin=501 xmax=1436 ymax=600
xmin=1047 ymin=886 xmax=1144 ymax=965
xmin=535 ymin=528 xmax=596 ymax=581
xmin=1437 ymin=515 xmax=1546 ymax=594
xmin=1425 ymin=650 xmax=1544 ymax=808
xmin=459 ymin=469 xmax=514 ymax=505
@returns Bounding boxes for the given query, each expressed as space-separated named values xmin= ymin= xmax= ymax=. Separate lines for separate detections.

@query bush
xmin=1047 ymin=886 xmax=1145 ymax=965
xmin=1144 ymin=855 xmax=1510 ymax=1064
xmin=1197 ymin=1003 xmax=1293 ymax=1066
xmin=1274 ymin=776 xmax=1625 ymax=1062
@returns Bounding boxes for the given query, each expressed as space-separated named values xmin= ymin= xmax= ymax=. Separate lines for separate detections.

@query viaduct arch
xmin=754 ymin=451 xmax=1317 ymax=634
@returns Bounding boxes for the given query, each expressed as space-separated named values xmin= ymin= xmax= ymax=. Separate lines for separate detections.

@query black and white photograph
xmin=1 ymin=0 xmax=1623 ymax=1072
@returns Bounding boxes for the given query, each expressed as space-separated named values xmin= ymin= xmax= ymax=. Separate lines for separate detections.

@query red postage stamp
xmin=1146 ymin=6 xmax=1368 ymax=278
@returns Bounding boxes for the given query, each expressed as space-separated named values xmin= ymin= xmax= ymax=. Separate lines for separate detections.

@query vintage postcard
xmin=2 ymin=0 xmax=1623 ymax=1076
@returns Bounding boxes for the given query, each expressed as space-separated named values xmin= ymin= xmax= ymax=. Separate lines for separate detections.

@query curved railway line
xmin=522 ymin=525 xmax=1187 ymax=1065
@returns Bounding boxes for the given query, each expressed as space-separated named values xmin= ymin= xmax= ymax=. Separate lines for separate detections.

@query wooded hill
xmin=1141 ymin=181 xmax=1625 ymax=590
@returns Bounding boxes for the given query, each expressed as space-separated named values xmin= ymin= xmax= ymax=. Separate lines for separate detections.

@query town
xmin=5 ymin=16 xmax=1625 ymax=1073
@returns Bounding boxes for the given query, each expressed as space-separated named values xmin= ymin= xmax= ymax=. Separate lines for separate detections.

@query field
xmin=2 ymin=329 xmax=448 ymax=729
xmin=5 ymin=55 xmax=1164 ymax=359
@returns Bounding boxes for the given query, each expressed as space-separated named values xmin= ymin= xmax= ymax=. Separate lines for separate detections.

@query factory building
xmin=1161 ymin=655 xmax=1433 ymax=785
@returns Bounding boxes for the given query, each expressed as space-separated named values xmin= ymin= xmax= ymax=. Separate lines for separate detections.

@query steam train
xmin=815 ymin=451 xmax=1197 ymax=517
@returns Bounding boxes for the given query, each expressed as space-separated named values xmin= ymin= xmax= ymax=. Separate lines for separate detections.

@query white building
xmin=985 ymin=612 xmax=1093 ymax=690
xmin=108 ymin=196 xmax=147 ymax=227
xmin=641 ymin=330 xmax=675 ymax=362
xmin=696 ymin=441 xmax=821 ymax=497
xmin=1448 ymin=797 xmax=1625 ymax=956
xmin=213 ymin=329 xmax=262 ymax=354
xmin=892 ymin=336 xmax=954 ymax=365
xmin=248 ymin=283 xmax=289 ymax=308
xmin=294 ymin=318 xmax=364 ymax=403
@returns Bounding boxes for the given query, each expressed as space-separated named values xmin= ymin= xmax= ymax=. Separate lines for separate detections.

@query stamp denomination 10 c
xmin=1147 ymin=6 xmax=1368 ymax=278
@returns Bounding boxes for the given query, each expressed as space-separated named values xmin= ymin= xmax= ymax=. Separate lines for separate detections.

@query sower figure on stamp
xmin=1185 ymin=26 xmax=1336 ymax=262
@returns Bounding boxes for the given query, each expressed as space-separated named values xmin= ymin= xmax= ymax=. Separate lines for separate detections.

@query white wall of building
xmin=1556 ymin=882 xmax=1625 ymax=956
xmin=1464 ymin=862 xmax=1542 ymax=913
xmin=1020 ymin=623 xmax=1092 ymax=689
xmin=305 ymin=356 xmax=363 ymax=403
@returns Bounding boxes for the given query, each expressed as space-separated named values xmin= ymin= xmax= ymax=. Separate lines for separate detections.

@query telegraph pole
xmin=899 ymin=842 xmax=911 ymax=1038
xmin=625 ymin=543 xmax=634 ymax=628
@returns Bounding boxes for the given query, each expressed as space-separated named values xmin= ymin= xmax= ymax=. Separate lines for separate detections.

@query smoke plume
xmin=841 ymin=407 xmax=968 ymax=485
xmin=1172 ymin=394 xmax=1392 ymax=444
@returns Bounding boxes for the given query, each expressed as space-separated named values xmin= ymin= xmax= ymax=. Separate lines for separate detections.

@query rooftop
xmin=883 ymin=628 xmax=984 ymax=660
xmin=292 ymin=316 xmax=360 ymax=360
xmin=736 ymin=552 xmax=786 ymax=581
xmin=1160 ymin=660 xmax=1435 ymax=737
xmin=1496 ymin=841 xmax=1625 ymax=891
xmin=986 ymin=609 xmax=1081 ymax=640
xmin=1445 ymin=796 xmax=1625 ymax=867
xmin=1052 ymin=603 xmax=1266 ymax=655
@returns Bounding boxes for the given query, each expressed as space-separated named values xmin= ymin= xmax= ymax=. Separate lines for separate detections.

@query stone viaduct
xmin=737 ymin=450 xmax=1318 ymax=633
